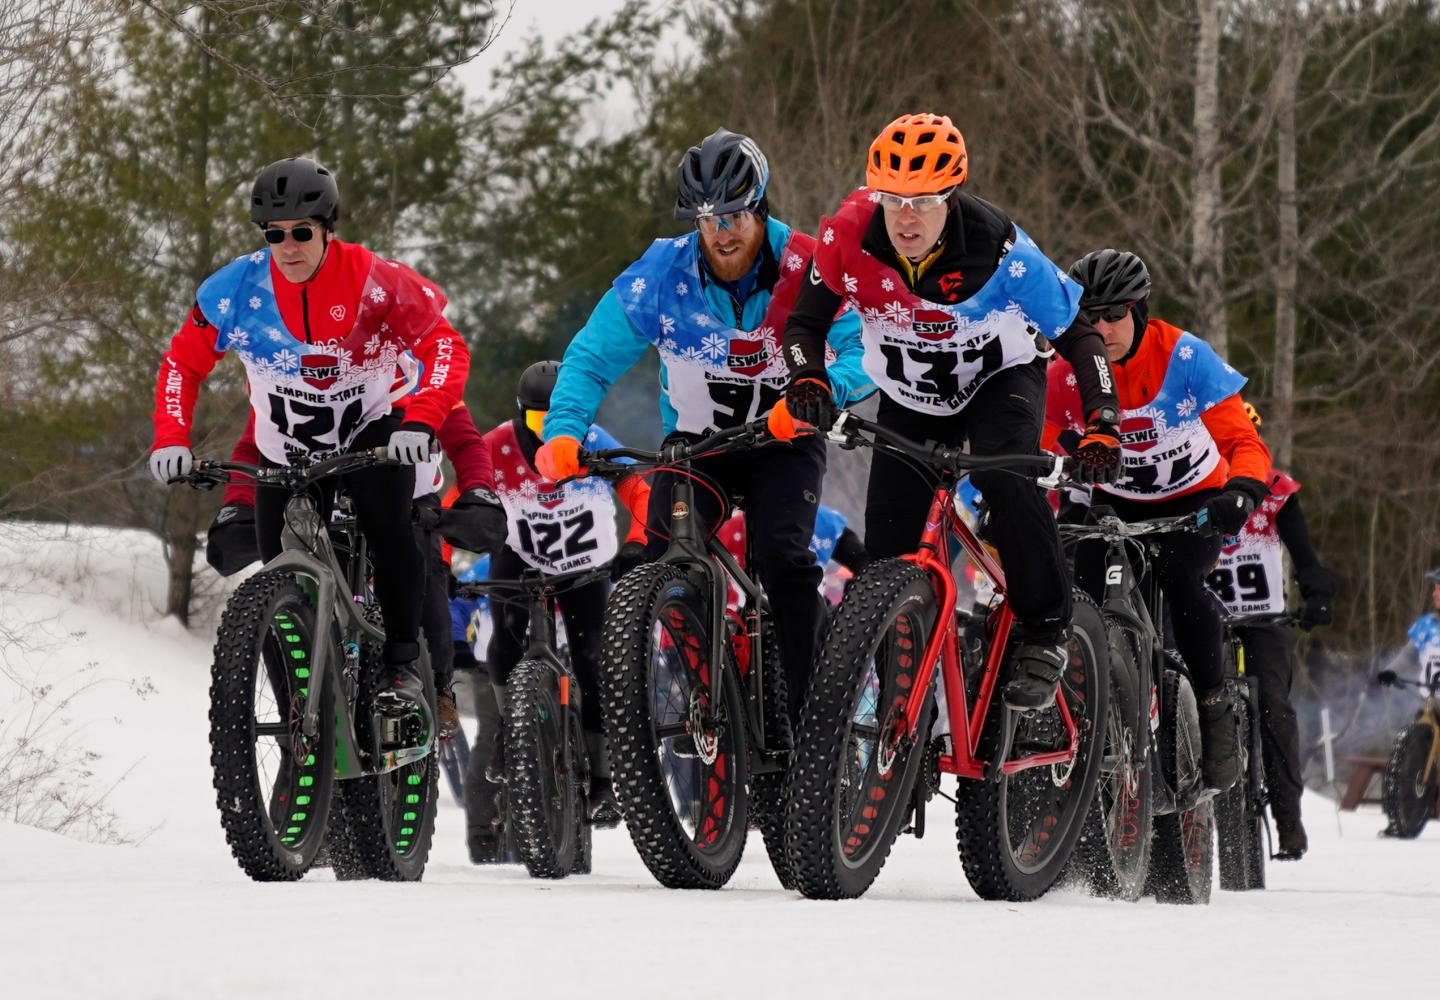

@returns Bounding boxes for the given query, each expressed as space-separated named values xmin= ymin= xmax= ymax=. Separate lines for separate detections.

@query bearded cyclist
xmin=1045 ymin=248 xmax=1272 ymax=790
xmin=149 ymin=156 xmax=471 ymax=719
xmin=537 ymin=129 xmax=870 ymax=730
xmin=1204 ymin=402 xmax=1335 ymax=857
xmin=779 ymin=112 xmax=1122 ymax=713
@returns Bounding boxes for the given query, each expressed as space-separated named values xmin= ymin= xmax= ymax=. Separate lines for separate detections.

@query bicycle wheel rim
xmin=253 ymin=607 xmax=327 ymax=851
xmin=648 ymin=600 xmax=741 ymax=857
xmin=834 ymin=604 xmax=927 ymax=871
xmin=1000 ymin=625 xmax=1099 ymax=876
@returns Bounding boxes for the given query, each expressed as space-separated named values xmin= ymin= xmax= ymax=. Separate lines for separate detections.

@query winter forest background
xmin=2 ymin=0 xmax=1438 ymax=759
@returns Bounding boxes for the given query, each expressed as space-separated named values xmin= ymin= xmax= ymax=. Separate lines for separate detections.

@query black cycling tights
xmin=254 ymin=413 xmax=422 ymax=663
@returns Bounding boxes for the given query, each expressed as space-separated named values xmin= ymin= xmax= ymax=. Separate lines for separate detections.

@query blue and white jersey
xmin=1408 ymin=613 xmax=1440 ymax=685
xmin=545 ymin=218 xmax=871 ymax=442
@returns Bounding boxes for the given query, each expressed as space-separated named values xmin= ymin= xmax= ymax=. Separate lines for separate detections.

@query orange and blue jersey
xmin=1045 ymin=317 xmax=1269 ymax=501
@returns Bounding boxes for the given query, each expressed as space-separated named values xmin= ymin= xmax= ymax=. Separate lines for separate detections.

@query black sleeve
xmin=781 ymin=263 xmax=844 ymax=380
xmin=832 ymin=527 xmax=870 ymax=574
xmin=1052 ymin=317 xmax=1118 ymax=420
xmin=1277 ymin=492 xmax=1336 ymax=597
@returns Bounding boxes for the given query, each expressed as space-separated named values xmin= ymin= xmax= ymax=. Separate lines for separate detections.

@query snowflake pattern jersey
xmin=485 ymin=422 xmax=620 ymax=574
xmin=193 ymin=246 xmax=446 ymax=463
xmin=1205 ymin=472 xmax=1300 ymax=615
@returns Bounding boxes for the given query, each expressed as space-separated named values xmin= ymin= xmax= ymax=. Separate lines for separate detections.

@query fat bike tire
xmin=783 ymin=560 xmax=937 ymax=900
xmin=1216 ymin=686 xmax=1265 ymax=890
xmin=954 ymin=591 xmax=1109 ymax=902
xmin=506 ymin=656 xmax=586 ymax=879
xmin=601 ymin=564 xmax=748 ymax=889
xmin=209 ymin=571 xmax=335 ymax=882
xmin=333 ymin=640 xmax=439 ymax=882
xmin=1147 ymin=665 xmax=1214 ymax=904
xmin=1382 ymin=722 xmax=1439 ymax=839
xmin=1071 ymin=623 xmax=1152 ymax=900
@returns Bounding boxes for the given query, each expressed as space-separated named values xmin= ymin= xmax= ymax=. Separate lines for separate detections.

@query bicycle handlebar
xmin=1223 ymin=610 xmax=1297 ymax=628
xmin=177 ymin=447 xmax=397 ymax=490
xmin=824 ymin=410 xmax=1071 ymax=486
xmin=1057 ymin=511 xmax=1207 ymax=541
xmin=562 ymin=417 xmax=773 ymax=486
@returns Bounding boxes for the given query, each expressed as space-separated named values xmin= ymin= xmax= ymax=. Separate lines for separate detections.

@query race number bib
xmin=502 ymin=482 xmax=617 ymax=575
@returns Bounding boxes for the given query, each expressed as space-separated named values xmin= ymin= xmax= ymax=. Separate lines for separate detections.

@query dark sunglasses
xmin=263 ymin=225 xmax=316 ymax=244
xmin=1082 ymin=301 xmax=1133 ymax=324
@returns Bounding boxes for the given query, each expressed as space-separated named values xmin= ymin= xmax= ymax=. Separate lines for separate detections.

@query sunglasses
xmin=1082 ymin=301 xmax=1133 ymax=324
xmin=696 ymin=210 xmax=756 ymax=235
xmin=263 ymin=225 xmax=317 ymax=244
xmin=876 ymin=189 xmax=953 ymax=214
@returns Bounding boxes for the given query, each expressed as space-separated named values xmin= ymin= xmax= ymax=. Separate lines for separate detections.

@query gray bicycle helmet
xmin=250 ymin=156 xmax=341 ymax=229
xmin=1068 ymin=249 xmax=1152 ymax=308
xmin=675 ymin=128 xmax=770 ymax=221
xmin=1425 ymin=568 xmax=1440 ymax=585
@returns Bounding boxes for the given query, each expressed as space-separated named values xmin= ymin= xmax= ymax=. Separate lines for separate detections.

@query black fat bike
xmin=181 ymin=452 xmax=439 ymax=882
xmin=575 ymin=418 xmax=795 ymax=890
xmin=457 ymin=567 xmax=609 ymax=878
xmin=1059 ymin=510 xmax=1217 ymax=904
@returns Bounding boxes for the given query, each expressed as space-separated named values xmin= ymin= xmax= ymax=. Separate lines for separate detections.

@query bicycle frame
xmin=578 ymin=421 xmax=787 ymax=756
xmin=191 ymin=452 xmax=427 ymax=776
xmin=652 ymin=457 xmax=784 ymax=757
xmin=905 ymin=481 xmax=1081 ymax=780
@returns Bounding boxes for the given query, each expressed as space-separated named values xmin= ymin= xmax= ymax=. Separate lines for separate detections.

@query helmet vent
xmin=916 ymin=131 xmax=936 ymax=145
xmin=935 ymin=153 xmax=952 ymax=170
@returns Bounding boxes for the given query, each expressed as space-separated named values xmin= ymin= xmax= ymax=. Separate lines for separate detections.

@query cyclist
xmin=537 ymin=128 xmax=870 ymax=729
xmin=1378 ymin=569 xmax=1440 ymax=688
xmin=1204 ymin=402 xmax=1336 ymax=858
xmin=1045 ymin=248 xmax=1271 ymax=790
xmin=151 ymin=156 xmax=472 ymax=717
xmin=778 ymin=112 xmax=1122 ymax=713
xmin=483 ymin=361 xmax=651 ymax=824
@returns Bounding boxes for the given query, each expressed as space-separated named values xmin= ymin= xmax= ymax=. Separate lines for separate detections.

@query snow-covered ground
xmin=2 ymin=523 xmax=1436 ymax=999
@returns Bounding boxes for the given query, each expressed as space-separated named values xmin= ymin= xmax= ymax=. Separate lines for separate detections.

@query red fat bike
xmin=783 ymin=411 xmax=1110 ymax=900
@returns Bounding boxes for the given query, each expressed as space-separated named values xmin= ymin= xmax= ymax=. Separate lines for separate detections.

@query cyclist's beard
xmin=701 ymin=226 xmax=764 ymax=283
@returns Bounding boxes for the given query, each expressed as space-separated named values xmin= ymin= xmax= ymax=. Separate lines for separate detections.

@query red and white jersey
xmin=1205 ymin=472 xmax=1298 ymax=616
xmin=153 ymin=240 xmax=469 ymax=465
xmin=809 ymin=188 xmax=1081 ymax=415
xmin=484 ymin=421 xmax=619 ymax=574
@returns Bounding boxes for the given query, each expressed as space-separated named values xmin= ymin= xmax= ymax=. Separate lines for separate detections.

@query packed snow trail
xmin=1 ymin=524 xmax=1435 ymax=998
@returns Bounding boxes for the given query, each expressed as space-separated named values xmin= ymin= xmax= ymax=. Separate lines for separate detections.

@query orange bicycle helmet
xmin=866 ymin=113 xmax=968 ymax=195
xmin=1243 ymin=401 xmax=1262 ymax=428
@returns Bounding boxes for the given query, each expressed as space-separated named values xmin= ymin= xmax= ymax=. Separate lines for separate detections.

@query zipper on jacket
xmin=300 ymin=286 xmax=313 ymax=343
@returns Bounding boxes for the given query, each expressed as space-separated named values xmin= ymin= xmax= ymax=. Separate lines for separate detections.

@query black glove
xmin=610 ymin=540 xmax=647 ymax=583
xmin=1376 ymin=669 xmax=1398 ymax=687
xmin=438 ymin=487 xmax=507 ymax=554
xmin=1295 ymin=565 xmax=1336 ymax=631
xmin=784 ymin=374 xmax=837 ymax=432
xmin=1198 ymin=476 xmax=1269 ymax=536
xmin=206 ymin=503 xmax=260 ymax=577
xmin=1072 ymin=408 xmax=1122 ymax=485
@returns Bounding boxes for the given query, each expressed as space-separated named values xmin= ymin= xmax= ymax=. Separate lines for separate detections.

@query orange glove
xmin=766 ymin=398 xmax=815 ymax=442
xmin=536 ymin=435 xmax=583 ymax=481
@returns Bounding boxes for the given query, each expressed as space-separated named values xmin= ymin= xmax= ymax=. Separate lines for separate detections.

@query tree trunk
xmin=1191 ymin=0 xmax=1227 ymax=355
xmin=1272 ymin=2 xmax=1301 ymax=470
xmin=164 ymin=10 xmax=215 ymax=626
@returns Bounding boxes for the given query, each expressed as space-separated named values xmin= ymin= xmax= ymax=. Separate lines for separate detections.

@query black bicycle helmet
xmin=516 ymin=360 xmax=561 ymax=413
xmin=250 ymin=156 xmax=341 ymax=229
xmin=1068 ymin=249 xmax=1152 ymax=308
xmin=675 ymin=128 xmax=770 ymax=221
